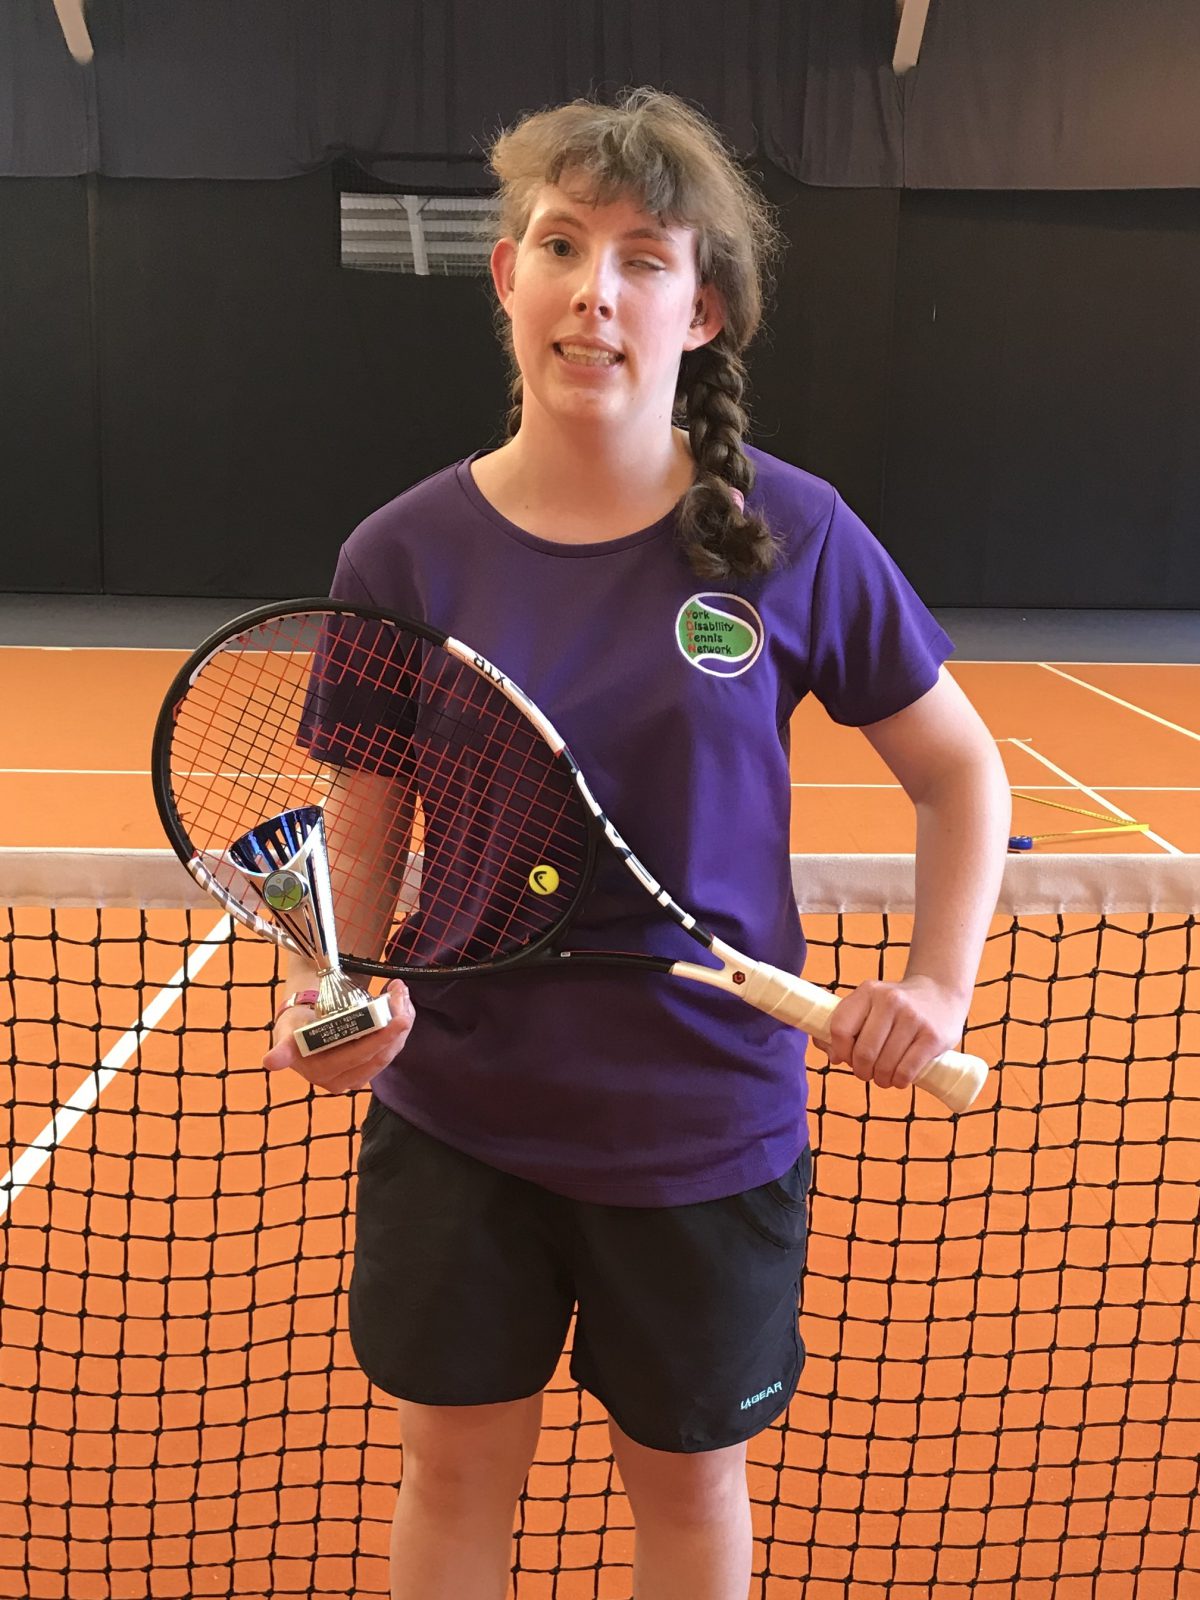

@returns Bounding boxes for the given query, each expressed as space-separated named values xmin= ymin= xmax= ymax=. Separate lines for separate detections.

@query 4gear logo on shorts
xmin=675 ymin=593 xmax=765 ymax=678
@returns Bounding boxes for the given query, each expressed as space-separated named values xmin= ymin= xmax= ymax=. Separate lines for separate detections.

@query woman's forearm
xmin=905 ymin=749 xmax=1011 ymax=1005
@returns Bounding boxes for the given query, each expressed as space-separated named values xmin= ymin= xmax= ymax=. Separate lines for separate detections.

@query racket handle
xmin=909 ymin=1047 xmax=989 ymax=1115
xmin=731 ymin=960 xmax=988 ymax=1114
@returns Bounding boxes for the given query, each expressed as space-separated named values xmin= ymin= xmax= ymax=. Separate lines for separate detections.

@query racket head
xmin=152 ymin=600 xmax=598 ymax=977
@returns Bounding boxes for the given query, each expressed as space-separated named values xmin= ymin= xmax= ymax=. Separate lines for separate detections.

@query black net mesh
xmin=1 ymin=855 xmax=1198 ymax=1599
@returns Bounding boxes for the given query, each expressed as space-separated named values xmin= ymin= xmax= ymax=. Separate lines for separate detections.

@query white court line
xmin=0 ymin=645 xmax=300 ymax=654
xmin=789 ymin=782 xmax=1200 ymax=792
xmin=6 ymin=767 xmax=1197 ymax=794
xmin=0 ymin=646 xmax=1186 ymax=665
xmin=1009 ymin=741 xmax=1182 ymax=856
xmin=1038 ymin=664 xmax=1200 ymax=743
xmin=1001 ymin=784 xmax=1200 ymax=793
xmin=0 ymin=645 xmax=192 ymax=653
xmin=2 ymin=768 xmax=150 ymax=776
xmin=0 ymin=914 xmax=232 ymax=1218
xmin=950 ymin=659 xmax=1197 ymax=668
xmin=0 ymin=768 xmax=329 ymax=780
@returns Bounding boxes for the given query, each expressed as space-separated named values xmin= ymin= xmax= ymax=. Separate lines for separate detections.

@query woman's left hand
xmin=815 ymin=974 xmax=969 ymax=1091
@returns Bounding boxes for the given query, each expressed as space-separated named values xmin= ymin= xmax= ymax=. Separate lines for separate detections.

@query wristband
xmin=274 ymin=989 xmax=319 ymax=1023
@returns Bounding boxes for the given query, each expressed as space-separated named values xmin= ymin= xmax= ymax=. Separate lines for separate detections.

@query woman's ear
xmin=683 ymin=285 xmax=726 ymax=351
xmin=490 ymin=237 xmax=518 ymax=316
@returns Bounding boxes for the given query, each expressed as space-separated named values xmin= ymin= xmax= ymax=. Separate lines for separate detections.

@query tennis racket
xmin=152 ymin=600 xmax=988 ymax=1113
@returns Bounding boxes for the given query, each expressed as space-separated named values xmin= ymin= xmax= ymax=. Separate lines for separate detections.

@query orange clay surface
xmin=0 ymin=649 xmax=1197 ymax=852
xmin=1 ymin=647 xmax=1197 ymax=1600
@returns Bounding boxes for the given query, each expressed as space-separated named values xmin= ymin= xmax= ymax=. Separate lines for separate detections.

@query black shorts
xmin=349 ymin=1097 xmax=812 ymax=1454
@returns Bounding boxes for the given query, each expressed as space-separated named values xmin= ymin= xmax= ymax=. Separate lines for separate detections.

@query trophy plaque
xmin=229 ymin=806 xmax=392 ymax=1056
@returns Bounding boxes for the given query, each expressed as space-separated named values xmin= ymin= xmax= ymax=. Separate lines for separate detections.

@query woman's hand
xmin=262 ymin=980 xmax=416 ymax=1094
xmin=815 ymin=974 xmax=969 ymax=1092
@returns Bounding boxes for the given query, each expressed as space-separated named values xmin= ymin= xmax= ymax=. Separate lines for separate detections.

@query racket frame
xmin=153 ymin=599 xmax=988 ymax=1113
xmin=151 ymin=600 xmax=604 ymax=976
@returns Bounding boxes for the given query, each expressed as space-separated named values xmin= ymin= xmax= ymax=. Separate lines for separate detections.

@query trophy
xmin=228 ymin=805 xmax=392 ymax=1056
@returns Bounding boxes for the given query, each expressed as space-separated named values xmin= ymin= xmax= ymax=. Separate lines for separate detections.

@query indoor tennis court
xmin=2 ymin=637 xmax=1197 ymax=1598
xmin=4 ymin=5 xmax=1200 ymax=1599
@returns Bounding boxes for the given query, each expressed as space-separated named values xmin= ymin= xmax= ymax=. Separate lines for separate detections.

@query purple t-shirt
xmin=328 ymin=446 xmax=952 ymax=1205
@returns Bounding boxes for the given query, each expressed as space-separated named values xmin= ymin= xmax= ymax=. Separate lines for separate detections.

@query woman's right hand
xmin=262 ymin=979 xmax=416 ymax=1094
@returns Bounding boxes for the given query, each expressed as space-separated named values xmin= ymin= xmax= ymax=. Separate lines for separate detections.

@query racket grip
xmin=910 ymin=1048 xmax=988 ymax=1115
xmin=736 ymin=962 xmax=987 ymax=1114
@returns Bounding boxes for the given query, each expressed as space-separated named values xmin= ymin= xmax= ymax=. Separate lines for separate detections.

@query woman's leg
xmin=390 ymin=1392 xmax=544 ymax=1600
xmin=609 ymin=1419 xmax=753 ymax=1600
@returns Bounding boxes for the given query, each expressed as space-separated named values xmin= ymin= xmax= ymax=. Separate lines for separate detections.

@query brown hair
xmin=487 ymin=87 xmax=784 ymax=579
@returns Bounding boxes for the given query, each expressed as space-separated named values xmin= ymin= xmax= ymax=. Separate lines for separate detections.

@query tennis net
xmin=1 ymin=849 xmax=1197 ymax=1600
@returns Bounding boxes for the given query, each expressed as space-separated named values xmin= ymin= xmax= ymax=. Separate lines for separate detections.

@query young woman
xmin=264 ymin=88 xmax=1010 ymax=1600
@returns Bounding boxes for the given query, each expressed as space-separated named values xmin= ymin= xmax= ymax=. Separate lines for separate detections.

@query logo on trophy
xmin=226 ymin=805 xmax=392 ymax=1056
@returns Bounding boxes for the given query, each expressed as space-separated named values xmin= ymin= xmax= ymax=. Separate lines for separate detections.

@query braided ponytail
xmin=673 ymin=341 xmax=780 ymax=579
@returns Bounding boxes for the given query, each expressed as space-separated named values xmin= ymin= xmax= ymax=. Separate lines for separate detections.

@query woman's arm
xmin=817 ymin=667 xmax=1011 ymax=1092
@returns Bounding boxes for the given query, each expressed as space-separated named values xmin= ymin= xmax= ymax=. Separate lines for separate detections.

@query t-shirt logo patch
xmin=675 ymin=593 xmax=764 ymax=678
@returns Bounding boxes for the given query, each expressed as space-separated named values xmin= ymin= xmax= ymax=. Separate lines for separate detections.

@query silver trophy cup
xmin=229 ymin=806 xmax=392 ymax=1056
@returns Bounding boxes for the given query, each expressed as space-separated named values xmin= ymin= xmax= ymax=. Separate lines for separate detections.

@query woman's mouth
xmin=554 ymin=342 xmax=624 ymax=368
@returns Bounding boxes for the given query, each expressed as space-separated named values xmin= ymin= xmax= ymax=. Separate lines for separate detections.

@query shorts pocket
xmin=732 ymin=1147 xmax=812 ymax=1252
xmin=356 ymin=1094 xmax=416 ymax=1175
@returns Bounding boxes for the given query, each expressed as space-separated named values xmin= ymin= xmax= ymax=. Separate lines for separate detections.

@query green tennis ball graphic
xmin=263 ymin=870 xmax=306 ymax=912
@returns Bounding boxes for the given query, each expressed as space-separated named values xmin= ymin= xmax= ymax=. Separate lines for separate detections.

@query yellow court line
xmin=1009 ymin=741 xmax=1181 ymax=856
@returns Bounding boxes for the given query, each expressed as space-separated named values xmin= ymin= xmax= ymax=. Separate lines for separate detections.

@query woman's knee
xmin=608 ymin=1420 xmax=748 ymax=1527
xmin=397 ymin=1393 xmax=544 ymax=1506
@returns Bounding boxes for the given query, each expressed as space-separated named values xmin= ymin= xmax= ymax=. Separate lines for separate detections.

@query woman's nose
xmin=572 ymin=255 xmax=617 ymax=318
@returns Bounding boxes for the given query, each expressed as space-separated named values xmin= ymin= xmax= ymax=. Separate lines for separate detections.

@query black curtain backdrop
xmin=1 ymin=0 xmax=1198 ymax=602
xmin=3 ymin=164 xmax=1195 ymax=604
xmin=4 ymin=0 xmax=1199 ymax=190
xmin=93 ymin=175 xmax=508 ymax=597
xmin=883 ymin=191 xmax=1200 ymax=606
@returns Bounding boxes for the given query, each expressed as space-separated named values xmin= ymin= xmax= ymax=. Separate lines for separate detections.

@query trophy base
xmin=293 ymin=994 xmax=393 ymax=1056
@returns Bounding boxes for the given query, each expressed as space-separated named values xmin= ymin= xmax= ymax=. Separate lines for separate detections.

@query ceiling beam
xmin=894 ymin=0 xmax=932 ymax=76
xmin=52 ymin=0 xmax=94 ymax=64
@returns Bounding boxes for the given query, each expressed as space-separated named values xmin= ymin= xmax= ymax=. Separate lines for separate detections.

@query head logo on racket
xmin=529 ymin=865 xmax=560 ymax=896
xmin=675 ymin=594 xmax=764 ymax=678
xmin=263 ymin=870 xmax=307 ymax=912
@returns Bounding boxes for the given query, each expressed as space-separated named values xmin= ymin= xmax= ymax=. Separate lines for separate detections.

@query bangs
xmin=493 ymin=98 xmax=715 ymax=243
xmin=541 ymin=146 xmax=697 ymax=234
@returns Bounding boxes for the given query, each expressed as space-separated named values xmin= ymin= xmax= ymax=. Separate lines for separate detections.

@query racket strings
xmin=178 ymin=636 xmax=582 ymax=838
xmin=321 ymin=665 xmax=590 ymax=965
xmin=180 ymin=662 xmax=322 ymax=861
xmin=422 ymin=783 xmax=585 ymax=959
xmin=166 ymin=611 xmax=592 ymax=973
xmin=317 ymin=702 xmax=570 ymax=962
xmin=175 ymin=697 xmax=582 ymax=947
xmin=180 ymin=631 xmax=319 ymax=808
xmin=340 ymin=660 xmax=589 ymax=963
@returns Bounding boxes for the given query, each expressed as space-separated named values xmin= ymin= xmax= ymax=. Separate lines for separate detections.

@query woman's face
xmin=491 ymin=181 xmax=724 ymax=438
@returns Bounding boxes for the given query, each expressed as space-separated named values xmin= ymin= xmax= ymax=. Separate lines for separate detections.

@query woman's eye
xmin=541 ymin=238 xmax=663 ymax=271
